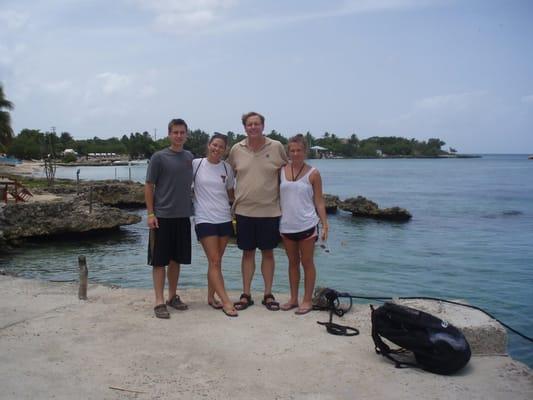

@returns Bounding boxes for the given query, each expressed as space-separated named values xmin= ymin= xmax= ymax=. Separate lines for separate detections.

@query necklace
xmin=291 ymin=163 xmax=306 ymax=181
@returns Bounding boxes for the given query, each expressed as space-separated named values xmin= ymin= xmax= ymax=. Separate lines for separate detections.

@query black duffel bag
xmin=371 ymin=302 xmax=471 ymax=375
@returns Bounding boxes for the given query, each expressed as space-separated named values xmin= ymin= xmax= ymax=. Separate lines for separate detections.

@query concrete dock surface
xmin=0 ymin=275 xmax=531 ymax=400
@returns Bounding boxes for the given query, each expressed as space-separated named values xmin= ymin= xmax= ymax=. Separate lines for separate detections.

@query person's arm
xmin=310 ymin=169 xmax=328 ymax=241
xmin=279 ymin=142 xmax=289 ymax=165
xmin=144 ymin=154 xmax=160 ymax=229
xmin=144 ymin=182 xmax=159 ymax=229
xmin=227 ymin=145 xmax=236 ymax=174
xmin=225 ymin=161 xmax=235 ymax=203
xmin=227 ymin=188 xmax=235 ymax=203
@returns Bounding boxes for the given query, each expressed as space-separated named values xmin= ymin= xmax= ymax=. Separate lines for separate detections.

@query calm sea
xmin=2 ymin=155 xmax=532 ymax=367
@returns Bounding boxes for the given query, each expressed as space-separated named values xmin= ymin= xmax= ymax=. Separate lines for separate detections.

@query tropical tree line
xmin=5 ymin=128 xmax=448 ymax=160
xmin=1 ymin=84 xmax=448 ymax=160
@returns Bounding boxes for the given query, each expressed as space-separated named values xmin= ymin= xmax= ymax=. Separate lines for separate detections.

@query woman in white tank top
xmin=279 ymin=134 xmax=329 ymax=315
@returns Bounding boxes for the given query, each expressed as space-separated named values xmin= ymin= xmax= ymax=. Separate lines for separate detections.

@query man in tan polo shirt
xmin=228 ymin=111 xmax=288 ymax=311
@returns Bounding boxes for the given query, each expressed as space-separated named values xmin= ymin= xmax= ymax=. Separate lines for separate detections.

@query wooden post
xmin=78 ymin=255 xmax=88 ymax=300
xmin=76 ymin=169 xmax=80 ymax=194
xmin=89 ymin=186 xmax=93 ymax=213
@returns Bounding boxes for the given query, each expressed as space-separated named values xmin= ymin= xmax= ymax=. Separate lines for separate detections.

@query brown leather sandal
xmin=234 ymin=293 xmax=254 ymax=311
xmin=262 ymin=294 xmax=280 ymax=311
xmin=154 ymin=304 xmax=170 ymax=319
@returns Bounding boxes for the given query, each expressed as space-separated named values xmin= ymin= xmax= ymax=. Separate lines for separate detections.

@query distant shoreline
xmin=45 ymin=154 xmax=485 ymax=167
xmin=318 ymin=154 xmax=483 ymax=160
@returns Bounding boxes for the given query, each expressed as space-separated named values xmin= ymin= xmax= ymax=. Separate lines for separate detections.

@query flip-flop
xmin=208 ymin=301 xmax=223 ymax=310
xmin=154 ymin=304 xmax=170 ymax=319
xmin=222 ymin=307 xmax=238 ymax=318
xmin=262 ymin=294 xmax=280 ymax=311
xmin=234 ymin=293 xmax=254 ymax=311
xmin=294 ymin=307 xmax=313 ymax=315
xmin=280 ymin=303 xmax=299 ymax=311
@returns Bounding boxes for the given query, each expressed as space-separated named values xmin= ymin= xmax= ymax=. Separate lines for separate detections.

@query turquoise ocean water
xmin=1 ymin=154 xmax=532 ymax=366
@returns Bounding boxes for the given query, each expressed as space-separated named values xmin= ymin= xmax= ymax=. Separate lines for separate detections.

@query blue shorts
xmin=195 ymin=221 xmax=233 ymax=241
xmin=235 ymin=214 xmax=280 ymax=250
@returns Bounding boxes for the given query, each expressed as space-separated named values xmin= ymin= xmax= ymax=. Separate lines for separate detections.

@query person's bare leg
xmin=241 ymin=249 xmax=256 ymax=304
xmin=200 ymin=236 xmax=236 ymax=314
xmin=281 ymin=237 xmax=300 ymax=309
xmin=261 ymin=249 xmax=275 ymax=297
xmin=153 ymin=266 xmax=166 ymax=306
xmin=298 ymin=238 xmax=316 ymax=311
xmin=207 ymin=281 xmax=216 ymax=304
xmin=207 ymin=272 xmax=218 ymax=307
xmin=167 ymin=260 xmax=180 ymax=301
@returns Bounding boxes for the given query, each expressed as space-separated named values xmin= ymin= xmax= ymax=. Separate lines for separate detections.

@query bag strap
xmin=222 ymin=160 xmax=228 ymax=176
xmin=370 ymin=305 xmax=419 ymax=369
xmin=317 ymin=307 xmax=359 ymax=336
xmin=193 ymin=158 xmax=204 ymax=183
xmin=316 ymin=289 xmax=359 ymax=336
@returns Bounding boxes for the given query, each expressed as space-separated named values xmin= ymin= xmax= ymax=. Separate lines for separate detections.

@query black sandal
xmin=154 ymin=304 xmax=170 ymax=319
xmin=262 ymin=294 xmax=280 ymax=311
xmin=234 ymin=293 xmax=254 ymax=311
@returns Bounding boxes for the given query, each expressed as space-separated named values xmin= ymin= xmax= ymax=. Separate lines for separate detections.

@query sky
xmin=1 ymin=0 xmax=532 ymax=153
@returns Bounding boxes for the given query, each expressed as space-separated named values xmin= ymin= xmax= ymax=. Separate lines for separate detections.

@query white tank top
xmin=279 ymin=165 xmax=319 ymax=233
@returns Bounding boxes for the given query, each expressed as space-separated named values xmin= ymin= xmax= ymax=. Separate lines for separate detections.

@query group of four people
xmin=145 ymin=112 xmax=328 ymax=319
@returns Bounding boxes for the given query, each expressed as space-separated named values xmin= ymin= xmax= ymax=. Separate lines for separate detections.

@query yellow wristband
xmin=147 ymin=213 xmax=155 ymax=218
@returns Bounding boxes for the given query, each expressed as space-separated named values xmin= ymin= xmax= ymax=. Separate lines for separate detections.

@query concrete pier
xmin=0 ymin=275 xmax=531 ymax=400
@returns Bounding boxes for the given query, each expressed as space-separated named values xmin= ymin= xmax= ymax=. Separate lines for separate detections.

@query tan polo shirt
xmin=228 ymin=136 xmax=288 ymax=218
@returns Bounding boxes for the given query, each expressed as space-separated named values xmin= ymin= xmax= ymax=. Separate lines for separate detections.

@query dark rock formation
xmin=35 ymin=180 xmax=145 ymax=208
xmin=323 ymin=194 xmax=340 ymax=214
xmin=339 ymin=196 xmax=412 ymax=222
xmin=0 ymin=198 xmax=141 ymax=244
xmin=83 ymin=181 xmax=145 ymax=207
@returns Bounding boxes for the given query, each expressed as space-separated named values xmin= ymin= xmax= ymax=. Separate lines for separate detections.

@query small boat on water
xmin=0 ymin=156 xmax=21 ymax=167
xmin=528 ymin=155 xmax=533 ymax=160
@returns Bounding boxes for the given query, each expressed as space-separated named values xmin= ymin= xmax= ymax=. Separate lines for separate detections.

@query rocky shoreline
xmin=1 ymin=174 xmax=412 ymax=246
xmin=0 ymin=179 xmax=144 ymax=247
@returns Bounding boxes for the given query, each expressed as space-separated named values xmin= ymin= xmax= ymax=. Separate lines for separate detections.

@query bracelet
xmin=147 ymin=213 xmax=155 ymax=218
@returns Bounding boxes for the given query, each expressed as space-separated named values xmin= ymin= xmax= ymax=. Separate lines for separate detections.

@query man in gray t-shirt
xmin=145 ymin=118 xmax=193 ymax=319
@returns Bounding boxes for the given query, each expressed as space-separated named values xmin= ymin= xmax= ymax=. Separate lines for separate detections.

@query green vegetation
xmin=0 ymin=84 xmax=14 ymax=153
xmin=5 ymin=127 xmax=450 ymax=161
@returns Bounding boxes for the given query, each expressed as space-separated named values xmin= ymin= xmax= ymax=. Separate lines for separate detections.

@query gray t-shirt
xmin=146 ymin=148 xmax=193 ymax=218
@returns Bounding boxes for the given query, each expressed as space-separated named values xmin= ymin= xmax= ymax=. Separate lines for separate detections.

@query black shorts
xmin=148 ymin=217 xmax=191 ymax=267
xmin=195 ymin=221 xmax=233 ymax=241
xmin=235 ymin=214 xmax=280 ymax=251
xmin=281 ymin=225 xmax=318 ymax=242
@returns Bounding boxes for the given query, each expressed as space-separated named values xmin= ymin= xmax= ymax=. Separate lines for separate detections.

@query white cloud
xmin=42 ymin=80 xmax=73 ymax=94
xmin=341 ymin=0 xmax=441 ymax=14
xmin=376 ymin=91 xmax=493 ymax=142
xmin=139 ymin=85 xmax=157 ymax=98
xmin=521 ymin=95 xmax=533 ymax=104
xmin=135 ymin=0 xmax=237 ymax=33
xmin=0 ymin=43 xmax=27 ymax=67
xmin=133 ymin=0 xmax=440 ymax=35
xmin=399 ymin=91 xmax=488 ymax=120
xmin=96 ymin=72 xmax=133 ymax=95
xmin=0 ymin=10 xmax=29 ymax=30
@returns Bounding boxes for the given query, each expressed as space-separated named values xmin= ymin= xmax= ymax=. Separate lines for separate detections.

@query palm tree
xmin=0 ymin=83 xmax=15 ymax=151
